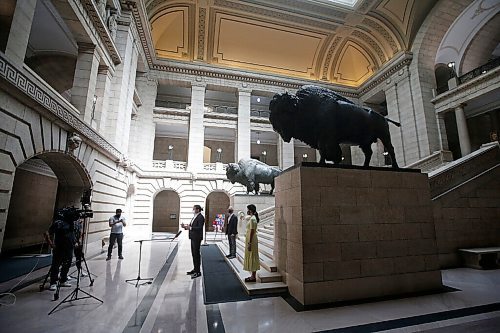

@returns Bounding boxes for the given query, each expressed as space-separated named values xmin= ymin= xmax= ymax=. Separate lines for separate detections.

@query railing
xmin=459 ymin=57 xmax=500 ymax=85
xmin=152 ymin=160 xmax=187 ymax=170
xmin=405 ymin=150 xmax=453 ymax=173
xmin=207 ymin=105 xmax=238 ymax=114
xmin=251 ymin=109 xmax=271 ymax=118
xmin=155 ymin=101 xmax=189 ymax=109
xmin=202 ymin=162 xmax=227 ymax=173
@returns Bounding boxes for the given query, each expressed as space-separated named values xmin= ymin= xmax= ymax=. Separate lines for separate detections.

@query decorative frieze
xmin=79 ymin=0 xmax=122 ymax=65
xmin=0 ymin=52 xmax=122 ymax=162
xmin=197 ymin=7 xmax=207 ymax=60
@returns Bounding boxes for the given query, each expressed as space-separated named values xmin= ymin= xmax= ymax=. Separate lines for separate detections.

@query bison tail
xmin=386 ymin=118 xmax=401 ymax=127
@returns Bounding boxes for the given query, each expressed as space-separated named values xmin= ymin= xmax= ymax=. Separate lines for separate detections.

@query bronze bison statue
xmin=269 ymin=85 xmax=400 ymax=168
xmin=226 ymin=158 xmax=282 ymax=194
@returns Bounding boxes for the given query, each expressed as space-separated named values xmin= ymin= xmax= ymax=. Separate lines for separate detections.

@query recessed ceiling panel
xmin=333 ymin=41 xmax=374 ymax=86
xmin=152 ymin=7 xmax=190 ymax=59
xmin=213 ymin=14 xmax=327 ymax=78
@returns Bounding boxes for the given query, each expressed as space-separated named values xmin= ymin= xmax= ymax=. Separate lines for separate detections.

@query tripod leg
xmin=77 ymin=288 xmax=103 ymax=303
xmin=81 ymin=255 xmax=94 ymax=286
xmin=48 ymin=288 xmax=78 ymax=315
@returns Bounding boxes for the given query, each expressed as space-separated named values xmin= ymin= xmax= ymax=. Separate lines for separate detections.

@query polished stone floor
xmin=0 ymin=233 xmax=499 ymax=333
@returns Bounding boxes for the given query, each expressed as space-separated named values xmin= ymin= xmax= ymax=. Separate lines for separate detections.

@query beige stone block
xmin=341 ymin=241 xmax=377 ymax=260
xmin=303 ymin=262 xmax=324 ymax=282
xmin=319 ymin=168 xmax=338 ymax=185
xmin=391 ymin=223 xmax=421 ymax=240
xmin=291 ymin=206 xmax=303 ymax=225
xmin=424 ymin=254 xmax=440 ymax=271
xmin=291 ymin=168 xmax=301 ymax=188
xmin=405 ymin=207 xmax=433 ymax=223
xmin=323 ymin=260 xmax=361 ymax=280
xmin=287 ymin=240 xmax=303 ymax=262
xmin=300 ymin=167 xmax=329 ymax=187
xmin=303 ymin=226 xmax=321 ymax=244
xmin=338 ymin=169 xmax=371 ymax=188
xmin=287 ymin=189 xmax=302 ymax=207
xmin=388 ymin=189 xmax=420 ymax=206
xmin=304 ymin=281 xmax=337 ymax=304
xmin=287 ymin=258 xmax=304 ymax=281
xmin=393 ymin=255 xmax=425 ymax=273
xmin=286 ymin=224 xmax=302 ymax=244
xmin=420 ymin=223 xmax=436 ymax=239
xmin=358 ymin=224 xmax=393 ymax=241
xmin=287 ymin=274 xmax=304 ymax=304
xmin=321 ymin=187 xmax=355 ymax=207
xmin=321 ymin=224 xmax=359 ymax=243
xmin=373 ymin=206 xmax=405 ymax=224
xmin=370 ymin=170 xmax=402 ymax=188
xmin=377 ymin=240 xmax=408 ymax=258
xmin=407 ymin=239 xmax=438 ymax=255
xmin=275 ymin=172 xmax=291 ymax=191
xmin=339 ymin=206 xmax=374 ymax=224
xmin=417 ymin=189 xmax=432 ymax=205
xmin=301 ymin=186 xmax=320 ymax=207
xmin=355 ymin=188 xmax=389 ymax=206
xmin=401 ymin=173 xmax=429 ymax=189
xmin=360 ymin=257 xmax=395 ymax=276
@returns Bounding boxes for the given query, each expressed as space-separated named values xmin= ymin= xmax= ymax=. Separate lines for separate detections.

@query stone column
xmin=455 ymin=104 xmax=471 ymax=156
xmin=187 ymin=83 xmax=206 ymax=172
xmin=278 ymin=137 xmax=294 ymax=169
xmin=128 ymin=75 xmax=158 ymax=166
xmin=436 ymin=112 xmax=449 ymax=151
xmin=105 ymin=13 xmax=138 ymax=151
xmin=5 ymin=0 xmax=37 ymax=66
xmin=94 ymin=65 xmax=113 ymax=132
xmin=71 ymin=43 xmax=100 ymax=124
xmin=384 ymin=83 xmax=406 ymax=166
xmin=236 ymin=89 xmax=251 ymax=161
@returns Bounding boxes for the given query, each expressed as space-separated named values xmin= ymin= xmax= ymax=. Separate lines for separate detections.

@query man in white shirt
xmin=107 ymin=209 xmax=126 ymax=260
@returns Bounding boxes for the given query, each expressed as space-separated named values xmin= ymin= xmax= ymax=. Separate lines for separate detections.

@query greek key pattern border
xmin=0 ymin=53 xmax=122 ymax=161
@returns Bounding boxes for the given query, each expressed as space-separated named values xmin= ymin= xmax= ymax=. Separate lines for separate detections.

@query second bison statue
xmin=226 ymin=158 xmax=282 ymax=195
xmin=269 ymin=85 xmax=401 ymax=168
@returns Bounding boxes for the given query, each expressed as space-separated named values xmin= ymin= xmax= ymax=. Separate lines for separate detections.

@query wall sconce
xmin=216 ymin=148 xmax=222 ymax=162
xmin=302 ymin=153 xmax=308 ymax=162
xmin=256 ymin=131 xmax=261 ymax=145
xmin=447 ymin=62 xmax=456 ymax=77
xmin=168 ymin=145 xmax=174 ymax=160
xmin=261 ymin=150 xmax=267 ymax=163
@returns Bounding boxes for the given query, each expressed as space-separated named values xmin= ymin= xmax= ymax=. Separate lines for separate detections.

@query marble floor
xmin=0 ymin=233 xmax=499 ymax=333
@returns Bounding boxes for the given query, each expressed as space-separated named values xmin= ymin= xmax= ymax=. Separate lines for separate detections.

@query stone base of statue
xmin=274 ymin=163 xmax=443 ymax=306
xmin=230 ymin=194 xmax=275 ymax=235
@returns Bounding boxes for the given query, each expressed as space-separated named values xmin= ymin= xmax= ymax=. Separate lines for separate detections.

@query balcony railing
xmin=459 ymin=57 xmax=500 ymax=85
xmin=152 ymin=160 xmax=187 ymax=170
xmin=202 ymin=162 xmax=227 ymax=173
xmin=155 ymin=101 xmax=189 ymax=109
xmin=154 ymin=101 xmax=271 ymax=119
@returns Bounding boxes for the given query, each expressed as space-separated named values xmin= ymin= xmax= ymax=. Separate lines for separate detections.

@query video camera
xmin=58 ymin=206 xmax=94 ymax=222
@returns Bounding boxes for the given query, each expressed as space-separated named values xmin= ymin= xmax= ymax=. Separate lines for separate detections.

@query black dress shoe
xmin=191 ymin=272 xmax=201 ymax=279
xmin=186 ymin=270 xmax=195 ymax=275
xmin=228 ymin=255 xmax=236 ymax=259
xmin=225 ymin=254 xmax=232 ymax=258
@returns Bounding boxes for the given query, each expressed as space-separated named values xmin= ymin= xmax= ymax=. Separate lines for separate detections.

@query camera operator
xmin=106 ymin=209 xmax=126 ymax=260
xmin=44 ymin=208 xmax=78 ymax=291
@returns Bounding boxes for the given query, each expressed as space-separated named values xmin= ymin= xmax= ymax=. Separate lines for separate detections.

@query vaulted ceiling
xmin=144 ymin=0 xmax=436 ymax=87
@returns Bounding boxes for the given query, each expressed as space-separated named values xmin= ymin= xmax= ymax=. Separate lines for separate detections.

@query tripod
xmin=126 ymin=240 xmax=153 ymax=287
xmin=39 ymin=248 xmax=94 ymax=291
xmin=48 ymin=254 xmax=103 ymax=315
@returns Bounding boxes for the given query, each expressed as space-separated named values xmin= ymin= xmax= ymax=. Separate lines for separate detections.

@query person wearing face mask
xmin=107 ymin=209 xmax=126 ymax=261
xmin=181 ymin=205 xmax=205 ymax=279
xmin=242 ymin=204 xmax=260 ymax=282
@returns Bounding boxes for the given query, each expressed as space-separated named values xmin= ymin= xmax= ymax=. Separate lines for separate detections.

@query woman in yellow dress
xmin=242 ymin=204 xmax=260 ymax=282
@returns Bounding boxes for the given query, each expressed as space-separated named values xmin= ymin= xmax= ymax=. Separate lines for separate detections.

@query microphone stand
xmin=125 ymin=239 xmax=153 ymax=287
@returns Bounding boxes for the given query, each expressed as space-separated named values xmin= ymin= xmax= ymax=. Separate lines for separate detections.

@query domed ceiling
xmin=140 ymin=0 xmax=436 ymax=88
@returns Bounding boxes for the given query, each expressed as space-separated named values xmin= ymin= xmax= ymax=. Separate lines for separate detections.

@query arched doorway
xmin=2 ymin=152 xmax=92 ymax=254
xmin=205 ymin=191 xmax=230 ymax=231
xmin=152 ymin=190 xmax=180 ymax=233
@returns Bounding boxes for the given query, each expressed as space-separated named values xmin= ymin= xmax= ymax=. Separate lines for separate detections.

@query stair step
xmin=216 ymin=243 xmax=287 ymax=296
xmin=225 ymin=239 xmax=278 ymax=273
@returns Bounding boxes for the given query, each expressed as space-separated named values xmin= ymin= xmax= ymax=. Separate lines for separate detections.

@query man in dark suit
xmin=225 ymin=207 xmax=238 ymax=259
xmin=182 ymin=205 xmax=205 ymax=279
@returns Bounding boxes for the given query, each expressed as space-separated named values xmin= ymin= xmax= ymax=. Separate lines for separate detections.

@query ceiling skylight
xmin=307 ymin=0 xmax=360 ymax=7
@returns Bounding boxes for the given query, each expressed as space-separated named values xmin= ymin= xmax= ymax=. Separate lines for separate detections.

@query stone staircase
xmin=217 ymin=206 xmax=288 ymax=295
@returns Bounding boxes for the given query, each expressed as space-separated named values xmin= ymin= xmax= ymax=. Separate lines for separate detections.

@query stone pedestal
xmin=274 ymin=164 xmax=443 ymax=306
xmin=230 ymin=194 xmax=275 ymax=234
